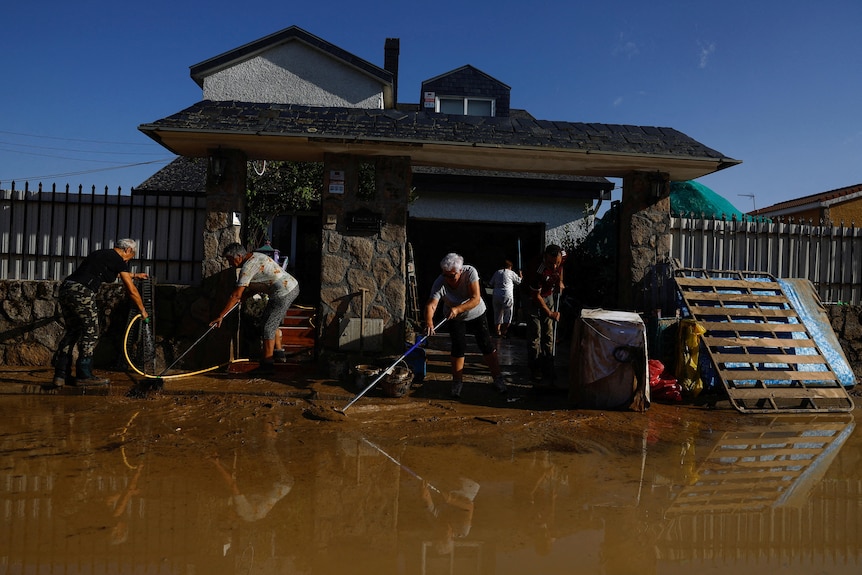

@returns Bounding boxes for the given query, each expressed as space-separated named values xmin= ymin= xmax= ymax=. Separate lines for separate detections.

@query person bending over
xmin=210 ymin=242 xmax=299 ymax=375
xmin=51 ymin=238 xmax=149 ymax=388
xmin=424 ymin=253 xmax=507 ymax=398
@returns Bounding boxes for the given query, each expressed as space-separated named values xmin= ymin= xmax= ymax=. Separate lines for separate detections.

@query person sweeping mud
xmin=210 ymin=242 xmax=299 ymax=375
xmin=424 ymin=253 xmax=507 ymax=398
xmin=50 ymin=238 xmax=149 ymax=389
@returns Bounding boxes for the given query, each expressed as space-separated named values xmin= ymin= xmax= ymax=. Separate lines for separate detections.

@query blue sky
xmin=2 ymin=0 xmax=860 ymax=212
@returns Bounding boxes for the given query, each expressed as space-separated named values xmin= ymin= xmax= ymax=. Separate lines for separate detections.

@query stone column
xmin=617 ymin=171 xmax=671 ymax=311
xmin=319 ymin=154 xmax=411 ymax=353
xmin=203 ymin=149 xmax=248 ymax=278
xmin=201 ymin=149 xmax=247 ymax=362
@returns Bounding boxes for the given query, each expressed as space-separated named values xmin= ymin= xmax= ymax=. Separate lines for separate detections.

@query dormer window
xmin=438 ymin=96 xmax=495 ymax=117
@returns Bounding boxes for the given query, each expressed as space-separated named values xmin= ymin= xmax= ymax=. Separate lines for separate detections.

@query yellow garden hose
xmin=123 ymin=313 xmax=248 ymax=380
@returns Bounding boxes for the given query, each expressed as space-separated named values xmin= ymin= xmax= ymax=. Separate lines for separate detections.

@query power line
xmin=0 ymin=140 xmax=169 ymax=156
xmin=4 ymin=158 xmax=174 ymax=182
xmin=0 ymin=146 xmax=170 ymax=164
xmin=0 ymin=129 xmax=156 ymax=147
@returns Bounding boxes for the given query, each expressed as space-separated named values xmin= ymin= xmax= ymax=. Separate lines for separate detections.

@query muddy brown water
xmin=1 ymin=357 xmax=861 ymax=574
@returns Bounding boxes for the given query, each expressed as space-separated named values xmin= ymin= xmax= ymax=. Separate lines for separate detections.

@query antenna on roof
xmin=738 ymin=193 xmax=756 ymax=212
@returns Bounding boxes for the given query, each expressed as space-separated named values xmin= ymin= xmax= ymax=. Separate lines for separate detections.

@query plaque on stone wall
xmin=346 ymin=208 xmax=383 ymax=233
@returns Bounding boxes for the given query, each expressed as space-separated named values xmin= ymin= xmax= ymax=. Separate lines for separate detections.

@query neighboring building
xmin=752 ymin=183 xmax=862 ymax=224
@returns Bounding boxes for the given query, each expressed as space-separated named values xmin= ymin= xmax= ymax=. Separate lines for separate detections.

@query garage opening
xmin=407 ymin=218 xmax=545 ymax=315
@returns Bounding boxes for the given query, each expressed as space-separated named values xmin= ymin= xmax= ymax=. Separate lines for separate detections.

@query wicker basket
xmin=381 ymin=365 xmax=413 ymax=398
xmin=353 ymin=364 xmax=380 ymax=390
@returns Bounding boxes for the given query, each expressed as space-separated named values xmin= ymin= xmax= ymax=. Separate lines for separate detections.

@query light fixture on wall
xmin=209 ymin=149 xmax=227 ymax=183
xmin=648 ymin=172 xmax=665 ymax=199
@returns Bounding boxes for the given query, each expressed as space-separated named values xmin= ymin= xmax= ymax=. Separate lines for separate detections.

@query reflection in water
xmin=658 ymin=414 xmax=858 ymax=570
xmin=0 ymin=398 xmax=860 ymax=574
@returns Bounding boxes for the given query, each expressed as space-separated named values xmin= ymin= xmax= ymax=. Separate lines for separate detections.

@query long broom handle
xmin=551 ymin=292 xmax=560 ymax=357
xmin=340 ymin=318 xmax=447 ymax=413
xmin=360 ymin=437 xmax=443 ymax=494
xmin=158 ymin=302 xmax=239 ymax=377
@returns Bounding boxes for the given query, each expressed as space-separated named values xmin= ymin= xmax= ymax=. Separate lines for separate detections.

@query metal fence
xmin=0 ymin=182 xmax=206 ymax=285
xmin=669 ymin=216 xmax=862 ymax=305
xmin=4 ymin=184 xmax=862 ymax=302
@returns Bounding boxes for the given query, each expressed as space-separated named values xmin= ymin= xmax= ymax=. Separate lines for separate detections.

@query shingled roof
xmin=189 ymin=25 xmax=392 ymax=89
xmin=753 ymin=183 xmax=862 ymax=216
xmin=139 ymin=100 xmax=740 ymax=181
xmin=134 ymin=157 xmax=206 ymax=193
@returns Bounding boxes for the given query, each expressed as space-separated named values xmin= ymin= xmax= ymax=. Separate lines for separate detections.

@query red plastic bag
xmin=649 ymin=359 xmax=682 ymax=402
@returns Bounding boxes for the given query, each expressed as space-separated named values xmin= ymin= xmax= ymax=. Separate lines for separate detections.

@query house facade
xmin=138 ymin=25 xmax=739 ymax=354
xmin=753 ymin=183 xmax=862 ymax=224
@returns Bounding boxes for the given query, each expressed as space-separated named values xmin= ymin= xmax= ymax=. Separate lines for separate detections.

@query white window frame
xmin=436 ymin=96 xmax=496 ymax=117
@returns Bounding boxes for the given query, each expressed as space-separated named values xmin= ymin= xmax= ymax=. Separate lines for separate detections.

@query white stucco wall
xmin=408 ymin=192 xmax=595 ymax=246
xmin=202 ymin=42 xmax=385 ymax=108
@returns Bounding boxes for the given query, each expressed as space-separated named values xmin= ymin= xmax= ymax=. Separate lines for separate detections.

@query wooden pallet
xmin=665 ymin=414 xmax=854 ymax=516
xmin=278 ymin=306 xmax=316 ymax=358
xmin=674 ymin=269 xmax=854 ymax=413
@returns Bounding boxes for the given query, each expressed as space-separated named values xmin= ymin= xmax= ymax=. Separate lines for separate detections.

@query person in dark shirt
xmin=51 ymin=238 xmax=149 ymax=388
xmin=524 ymin=244 xmax=566 ymax=385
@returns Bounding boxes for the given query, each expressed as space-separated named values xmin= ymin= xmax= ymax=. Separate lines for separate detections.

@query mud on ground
xmin=3 ymin=333 xmax=859 ymax=456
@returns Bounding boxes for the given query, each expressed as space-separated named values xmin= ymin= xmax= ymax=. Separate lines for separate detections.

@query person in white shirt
xmin=488 ymin=259 xmax=522 ymax=338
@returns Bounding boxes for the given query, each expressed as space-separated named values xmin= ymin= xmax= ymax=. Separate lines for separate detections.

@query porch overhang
xmin=139 ymin=129 xmax=737 ymax=181
xmin=138 ymin=101 xmax=741 ymax=182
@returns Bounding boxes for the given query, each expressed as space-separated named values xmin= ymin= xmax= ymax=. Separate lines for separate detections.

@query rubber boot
xmin=541 ymin=355 xmax=557 ymax=385
xmin=74 ymin=357 xmax=110 ymax=387
xmin=49 ymin=351 xmax=70 ymax=389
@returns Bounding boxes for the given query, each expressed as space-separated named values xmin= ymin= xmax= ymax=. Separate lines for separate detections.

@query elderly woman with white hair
xmin=424 ymin=253 xmax=507 ymax=398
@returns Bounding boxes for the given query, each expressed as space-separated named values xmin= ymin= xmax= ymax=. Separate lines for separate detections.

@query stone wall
xmin=0 ymin=279 xmax=228 ymax=372
xmin=318 ymin=154 xmax=411 ymax=352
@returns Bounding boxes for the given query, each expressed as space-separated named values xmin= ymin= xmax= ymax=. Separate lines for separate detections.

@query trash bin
xmin=568 ymin=308 xmax=650 ymax=411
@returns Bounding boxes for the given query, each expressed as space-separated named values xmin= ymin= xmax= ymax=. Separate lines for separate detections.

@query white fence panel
xmin=670 ymin=217 xmax=862 ymax=305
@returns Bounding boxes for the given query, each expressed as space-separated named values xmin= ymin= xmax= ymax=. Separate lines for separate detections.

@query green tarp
xmin=671 ymin=180 xmax=753 ymax=221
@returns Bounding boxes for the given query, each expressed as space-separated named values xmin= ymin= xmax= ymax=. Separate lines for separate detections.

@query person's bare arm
xmin=118 ymin=271 xmax=148 ymax=319
xmin=448 ymin=280 xmax=482 ymax=319
xmin=211 ymin=286 xmax=245 ymax=328
xmin=424 ymin=298 xmax=440 ymax=336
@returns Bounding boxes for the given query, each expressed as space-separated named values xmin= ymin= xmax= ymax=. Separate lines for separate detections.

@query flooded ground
xmin=1 ymin=335 xmax=860 ymax=574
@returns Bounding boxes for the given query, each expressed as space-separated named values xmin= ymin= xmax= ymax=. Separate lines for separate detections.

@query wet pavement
xmin=1 ymin=334 xmax=861 ymax=574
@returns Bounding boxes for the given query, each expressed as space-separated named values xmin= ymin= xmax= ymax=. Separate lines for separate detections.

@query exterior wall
xmin=782 ymin=207 xmax=822 ymax=223
xmin=203 ymin=149 xmax=247 ymax=279
xmin=618 ymin=172 xmax=671 ymax=311
xmin=203 ymin=42 xmax=385 ymax=108
xmin=318 ymin=154 xmax=411 ymax=353
xmin=0 ymin=280 xmax=244 ymax=371
xmin=408 ymin=192 xmax=593 ymax=246
xmin=828 ymin=201 xmax=862 ymax=225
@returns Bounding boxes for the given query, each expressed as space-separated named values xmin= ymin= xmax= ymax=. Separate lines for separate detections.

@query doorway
xmin=407 ymin=218 xmax=544 ymax=313
xmin=270 ymin=213 xmax=321 ymax=308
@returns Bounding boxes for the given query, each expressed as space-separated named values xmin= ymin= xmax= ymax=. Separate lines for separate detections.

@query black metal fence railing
xmin=0 ymin=182 xmax=205 ymax=285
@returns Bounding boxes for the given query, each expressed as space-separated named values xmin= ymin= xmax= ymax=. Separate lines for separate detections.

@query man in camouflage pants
xmin=51 ymin=239 xmax=149 ymax=388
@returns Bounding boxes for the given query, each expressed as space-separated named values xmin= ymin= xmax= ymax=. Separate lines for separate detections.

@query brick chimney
xmin=384 ymin=38 xmax=400 ymax=107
